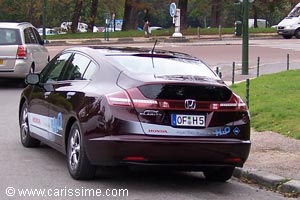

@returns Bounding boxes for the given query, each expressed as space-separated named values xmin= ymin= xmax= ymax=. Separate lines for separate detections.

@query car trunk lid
xmin=118 ymin=82 xmax=248 ymax=138
xmin=0 ymin=45 xmax=19 ymax=71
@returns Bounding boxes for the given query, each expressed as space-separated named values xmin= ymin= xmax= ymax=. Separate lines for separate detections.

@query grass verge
xmin=45 ymin=27 xmax=277 ymax=40
xmin=231 ymin=70 xmax=300 ymax=139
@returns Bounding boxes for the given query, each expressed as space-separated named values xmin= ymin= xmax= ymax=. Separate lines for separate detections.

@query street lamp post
xmin=240 ymin=0 xmax=254 ymax=75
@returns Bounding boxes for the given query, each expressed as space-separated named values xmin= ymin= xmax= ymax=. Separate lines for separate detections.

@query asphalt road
xmin=47 ymin=38 xmax=300 ymax=83
xmin=1 ymin=38 xmax=299 ymax=199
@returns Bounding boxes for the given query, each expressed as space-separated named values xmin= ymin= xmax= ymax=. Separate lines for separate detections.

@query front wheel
xmin=295 ymin=29 xmax=300 ymax=39
xmin=67 ymin=122 xmax=96 ymax=180
xmin=19 ymin=103 xmax=40 ymax=147
xmin=203 ymin=167 xmax=235 ymax=182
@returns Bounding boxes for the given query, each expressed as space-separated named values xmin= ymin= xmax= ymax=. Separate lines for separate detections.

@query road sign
xmin=170 ymin=3 xmax=176 ymax=17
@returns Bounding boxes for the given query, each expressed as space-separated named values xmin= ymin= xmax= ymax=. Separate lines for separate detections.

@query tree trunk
xmin=253 ymin=4 xmax=258 ymax=28
xmin=210 ymin=0 xmax=222 ymax=28
xmin=71 ymin=0 xmax=83 ymax=33
xmin=88 ymin=0 xmax=98 ymax=32
xmin=122 ymin=0 xmax=139 ymax=30
xmin=178 ymin=0 xmax=188 ymax=30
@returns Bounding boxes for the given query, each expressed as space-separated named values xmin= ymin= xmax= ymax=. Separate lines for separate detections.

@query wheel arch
xmin=19 ymin=97 xmax=27 ymax=125
xmin=64 ymin=117 xmax=77 ymax=153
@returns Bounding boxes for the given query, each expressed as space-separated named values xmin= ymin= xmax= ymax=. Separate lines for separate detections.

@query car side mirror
xmin=25 ymin=74 xmax=40 ymax=85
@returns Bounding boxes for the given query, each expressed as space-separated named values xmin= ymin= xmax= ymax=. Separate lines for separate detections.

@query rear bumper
xmin=85 ymin=135 xmax=251 ymax=169
xmin=0 ymin=60 xmax=29 ymax=78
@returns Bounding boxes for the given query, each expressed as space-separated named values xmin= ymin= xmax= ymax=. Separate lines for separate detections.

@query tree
xmin=88 ymin=0 xmax=99 ymax=32
xmin=210 ymin=0 xmax=222 ymax=27
xmin=178 ymin=0 xmax=188 ymax=29
xmin=122 ymin=0 xmax=139 ymax=30
xmin=71 ymin=0 xmax=83 ymax=33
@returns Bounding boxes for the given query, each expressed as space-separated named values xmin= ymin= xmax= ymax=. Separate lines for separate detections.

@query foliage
xmin=231 ymin=70 xmax=300 ymax=139
xmin=0 ymin=0 xmax=298 ymax=30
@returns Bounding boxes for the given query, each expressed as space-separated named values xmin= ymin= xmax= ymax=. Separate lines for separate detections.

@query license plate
xmin=171 ymin=114 xmax=205 ymax=127
xmin=0 ymin=59 xmax=3 ymax=65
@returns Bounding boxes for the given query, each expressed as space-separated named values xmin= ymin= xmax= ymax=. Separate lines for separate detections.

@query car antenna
xmin=150 ymin=40 xmax=158 ymax=77
xmin=151 ymin=40 xmax=158 ymax=54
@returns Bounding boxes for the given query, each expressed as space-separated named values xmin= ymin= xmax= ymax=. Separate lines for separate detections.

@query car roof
xmin=62 ymin=46 xmax=199 ymax=61
xmin=0 ymin=22 xmax=33 ymax=29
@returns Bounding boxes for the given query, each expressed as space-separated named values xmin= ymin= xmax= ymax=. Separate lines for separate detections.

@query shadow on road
xmin=0 ymin=78 xmax=26 ymax=89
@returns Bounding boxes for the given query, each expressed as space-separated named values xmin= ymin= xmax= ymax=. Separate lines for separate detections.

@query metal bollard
xmin=287 ymin=54 xmax=290 ymax=71
xmin=232 ymin=62 xmax=235 ymax=85
xmin=246 ymin=79 xmax=250 ymax=108
xmin=218 ymin=25 xmax=222 ymax=40
xmin=257 ymin=57 xmax=260 ymax=77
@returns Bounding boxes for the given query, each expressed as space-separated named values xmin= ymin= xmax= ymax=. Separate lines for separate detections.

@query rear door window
xmin=24 ymin=28 xmax=38 ymax=44
xmin=32 ymin=28 xmax=43 ymax=44
xmin=40 ymin=53 xmax=72 ymax=83
xmin=61 ymin=53 xmax=91 ymax=80
xmin=83 ymin=61 xmax=98 ymax=80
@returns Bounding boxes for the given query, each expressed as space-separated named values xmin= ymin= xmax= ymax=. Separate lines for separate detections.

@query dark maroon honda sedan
xmin=19 ymin=46 xmax=250 ymax=181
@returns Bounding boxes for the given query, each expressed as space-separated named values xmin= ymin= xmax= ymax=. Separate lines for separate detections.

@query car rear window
xmin=0 ymin=28 xmax=21 ymax=45
xmin=108 ymin=55 xmax=218 ymax=79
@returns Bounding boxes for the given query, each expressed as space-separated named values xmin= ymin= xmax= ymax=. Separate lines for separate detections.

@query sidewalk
xmin=234 ymin=130 xmax=300 ymax=197
xmin=48 ymin=33 xmax=300 ymax=197
xmin=46 ymin=32 xmax=279 ymax=46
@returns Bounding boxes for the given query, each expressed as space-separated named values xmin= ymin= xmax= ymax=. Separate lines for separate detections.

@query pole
xmin=246 ymin=79 xmax=250 ymax=108
xmin=287 ymin=54 xmax=290 ymax=71
xmin=257 ymin=56 xmax=260 ymax=77
xmin=42 ymin=0 xmax=46 ymax=40
xmin=242 ymin=0 xmax=249 ymax=75
xmin=232 ymin=62 xmax=235 ymax=85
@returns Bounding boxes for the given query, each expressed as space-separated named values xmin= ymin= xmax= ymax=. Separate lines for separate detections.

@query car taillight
xmin=16 ymin=46 xmax=27 ymax=59
xmin=106 ymin=90 xmax=133 ymax=107
xmin=106 ymin=88 xmax=165 ymax=109
xmin=210 ymin=94 xmax=248 ymax=111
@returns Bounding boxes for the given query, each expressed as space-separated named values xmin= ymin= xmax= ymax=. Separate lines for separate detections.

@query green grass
xmin=231 ymin=70 xmax=300 ymax=139
xmin=46 ymin=27 xmax=277 ymax=40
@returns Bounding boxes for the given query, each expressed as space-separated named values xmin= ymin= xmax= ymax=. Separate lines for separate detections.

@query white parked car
xmin=37 ymin=28 xmax=58 ymax=36
xmin=60 ymin=22 xmax=88 ymax=32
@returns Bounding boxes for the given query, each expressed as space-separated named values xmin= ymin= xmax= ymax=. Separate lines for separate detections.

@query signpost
xmin=169 ymin=3 xmax=183 ymax=37
xmin=170 ymin=3 xmax=176 ymax=18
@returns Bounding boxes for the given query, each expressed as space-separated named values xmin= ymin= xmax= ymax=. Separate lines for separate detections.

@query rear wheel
xmin=19 ymin=103 xmax=40 ymax=147
xmin=282 ymin=35 xmax=293 ymax=39
xmin=295 ymin=29 xmax=300 ymax=39
xmin=203 ymin=167 xmax=235 ymax=182
xmin=67 ymin=122 xmax=96 ymax=180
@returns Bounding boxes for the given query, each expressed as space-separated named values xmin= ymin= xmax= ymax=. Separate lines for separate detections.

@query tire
xmin=295 ymin=29 xmax=300 ymax=39
xmin=203 ymin=167 xmax=235 ymax=182
xmin=283 ymin=35 xmax=293 ymax=39
xmin=19 ymin=103 xmax=40 ymax=147
xmin=67 ymin=122 xmax=96 ymax=180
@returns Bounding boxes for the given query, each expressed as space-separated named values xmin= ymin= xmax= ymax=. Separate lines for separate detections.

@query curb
xmin=234 ymin=168 xmax=300 ymax=197
xmin=46 ymin=33 xmax=280 ymax=46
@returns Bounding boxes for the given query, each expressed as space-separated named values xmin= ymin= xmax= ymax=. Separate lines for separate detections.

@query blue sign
xmin=170 ymin=3 xmax=176 ymax=17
